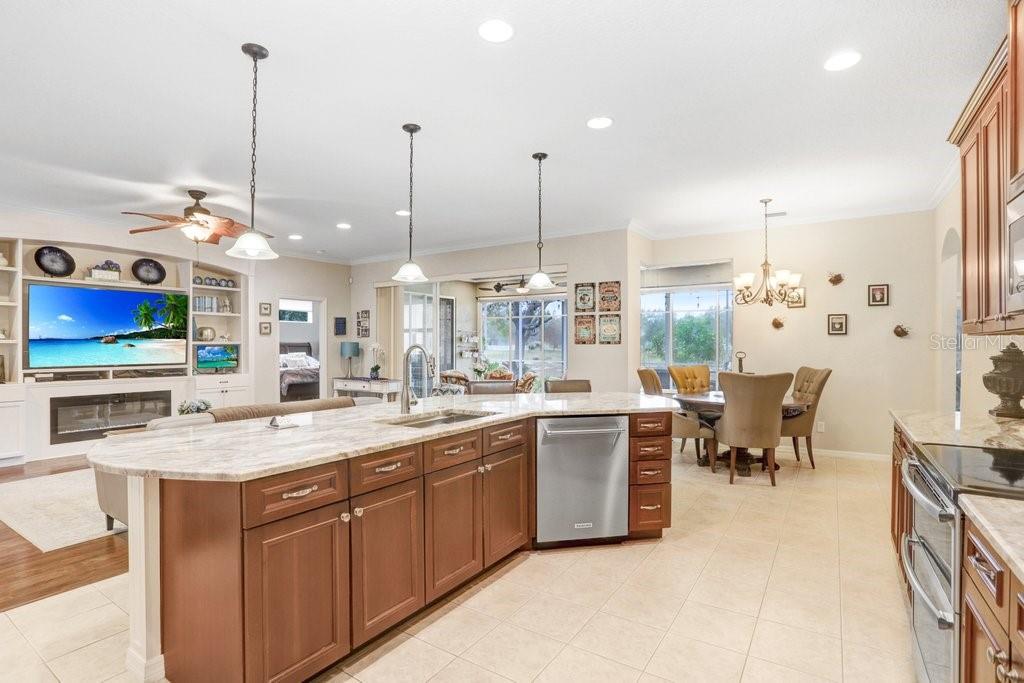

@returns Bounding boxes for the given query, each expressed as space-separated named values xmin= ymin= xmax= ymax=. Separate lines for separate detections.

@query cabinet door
xmin=981 ymin=78 xmax=1007 ymax=331
xmin=482 ymin=446 xmax=529 ymax=567
xmin=196 ymin=388 xmax=224 ymax=409
xmin=243 ymin=502 xmax=351 ymax=683
xmin=1011 ymin=0 xmax=1024 ymax=183
xmin=424 ymin=459 xmax=483 ymax=602
xmin=963 ymin=120 xmax=984 ymax=333
xmin=350 ymin=478 xmax=425 ymax=646
xmin=962 ymin=575 xmax=1009 ymax=683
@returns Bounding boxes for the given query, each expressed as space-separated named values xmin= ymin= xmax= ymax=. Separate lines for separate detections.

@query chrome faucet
xmin=401 ymin=344 xmax=435 ymax=414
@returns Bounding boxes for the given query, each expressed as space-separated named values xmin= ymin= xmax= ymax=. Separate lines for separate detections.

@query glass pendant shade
xmin=734 ymin=272 xmax=755 ymax=289
xmin=180 ymin=223 xmax=212 ymax=243
xmin=392 ymin=260 xmax=428 ymax=283
xmin=226 ymin=230 xmax=278 ymax=260
xmin=527 ymin=270 xmax=555 ymax=290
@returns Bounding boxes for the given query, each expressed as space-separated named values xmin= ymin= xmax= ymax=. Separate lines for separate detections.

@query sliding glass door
xmin=403 ymin=286 xmax=434 ymax=396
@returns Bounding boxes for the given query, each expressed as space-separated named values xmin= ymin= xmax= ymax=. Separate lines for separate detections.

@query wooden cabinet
xmin=963 ymin=575 xmax=1010 ymax=683
xmin=424 ymin=459 xmax=483 ymax=602
xmin=890 ymin=424 xmax=913 ymax=588
xmin=482 ymin=446 xmax=529 ymax=567
xmin=629 ymin=483 xmax=671 ymax=532
xmin=1011 ymin=1 xmax=1024 ymax=184
xmin=350 ymin=478 xmax=425 ymax=647
xmin=349 ymin=444 xmax=422 ymax=496
xmin=243 ymin=502 xmax=351 ymax=683
xmin=424 ymin=430 xmax=481 ymax=473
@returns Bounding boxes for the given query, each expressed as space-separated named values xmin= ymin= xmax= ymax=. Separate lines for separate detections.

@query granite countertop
xmin=890 ymin=409 xmax=1024 ymax=450
xmin=87 ymin=392 xmax=677 ymax=482
xmin=960 ymin=494 xmax=1024 ymax=580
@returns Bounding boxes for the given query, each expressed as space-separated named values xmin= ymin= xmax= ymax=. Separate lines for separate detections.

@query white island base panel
xmin=126 ymin=476 xmax=164 ymax=682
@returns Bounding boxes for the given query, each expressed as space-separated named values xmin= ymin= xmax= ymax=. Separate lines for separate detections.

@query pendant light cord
xmin=408 ymin=128 xmax=415 ymax=261
xmin=762 ymin=199 xmax=769 ymax=263
xmin=249 ymin=55 xmax=259 ymax=232
xmin=536 ymin=154 xmax=544 ymax=270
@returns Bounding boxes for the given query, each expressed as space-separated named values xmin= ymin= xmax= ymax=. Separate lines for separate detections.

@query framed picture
xmin=334 ymin=317 xmax=347 ymax=336
xmin=259 ymin=302 xmax=272 ymax=317
xmin=356 ymin=309 xmax=370 ymax=338
xmin=574 ymin=315 xmax=596 ymax=344
xmin=868 ymin=284 xmax=889 ymax=306
xmin=575 ymin=283 xmax=596 ymax=312
xmin=259 ymin=321 xmax=272 ymax=336
xmin=827 ymin=313 xmax=848 ymax=336
xmin=786 ymin=287 xmax=806 ymax=308
xmin=598 ymin=314 xmax=621 ymax=344
xmin=598 ymin=281 xmax=621 ymax=312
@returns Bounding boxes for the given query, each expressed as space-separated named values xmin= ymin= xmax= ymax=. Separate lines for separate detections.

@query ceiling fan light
xmin=392 ymin=260 xmax=428 ymax=283
xmin=180 ymin=223 xmax=213 ymax=243
xmin=527 ymin=270 xmax=555 ymax=290
xmin=226 ymin=230 xmax=278 ymax=260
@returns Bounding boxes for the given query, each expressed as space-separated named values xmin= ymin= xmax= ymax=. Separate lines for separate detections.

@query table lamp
xmin=340 ymin=342 xmax=360 ymax=378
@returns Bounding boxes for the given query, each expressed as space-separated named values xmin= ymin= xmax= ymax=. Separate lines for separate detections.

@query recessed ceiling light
xmin=287 ymin=234 xmax=302 ymax=240
xmin=336 ymin=222 xmax=352 ymax=230
xmin=478 ymin=19 xmax=514 ymax=43
xmin=395 ymin=209 xmax=411 ymax=217
xmin=586 ymin=116 xmax=614 ymax=130
xmin=824 ymin=50 xmax=861 ymax=72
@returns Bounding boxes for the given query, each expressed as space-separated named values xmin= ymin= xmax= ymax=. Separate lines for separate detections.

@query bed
xmin=279 ymin=342 xmax=321 ymax=402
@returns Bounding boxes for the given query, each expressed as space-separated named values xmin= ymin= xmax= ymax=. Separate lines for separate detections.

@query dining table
xmin=672 ymin=391 xmax=811 ymax=476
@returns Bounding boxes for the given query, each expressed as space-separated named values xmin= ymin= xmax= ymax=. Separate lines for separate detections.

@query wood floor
xmin=0 ymin=455 xmax=127 ymax=612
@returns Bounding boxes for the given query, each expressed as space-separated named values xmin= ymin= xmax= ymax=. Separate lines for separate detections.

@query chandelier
xmin=734 ymin=198 xmax=801 ymax=306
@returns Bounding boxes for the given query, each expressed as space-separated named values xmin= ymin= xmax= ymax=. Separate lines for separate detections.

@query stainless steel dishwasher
xmin=536 ymin=415 xmax=629 ymax=543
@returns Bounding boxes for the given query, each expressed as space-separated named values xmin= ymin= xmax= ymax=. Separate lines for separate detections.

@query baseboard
xmin=0 ymin=455 xmax=25 ymax=468
xmin=125 ymin=649 xmax=165 ymax=682
xmin=774 ymin=444 xmax=887 ymax=461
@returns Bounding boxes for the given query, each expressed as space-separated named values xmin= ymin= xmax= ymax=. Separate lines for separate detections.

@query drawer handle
xmin=281 ymin=484 xmax=318 ymax=500
xmin=443 ymin=446 xmax=464 ymax=455
xmin=970 ymin=553 xmax=999 ymax=583
xmin=998 ymin=664 xmax=1023 ymax=682
xmin=639 ymin=469 xmax=661 ymax=476
xmin=485 ymin=464 xmax=493 ymax=471
xmin=339 ymin=512 xmax=351 ymax=523
xmin=640 ymin=504 xmax=662 ymax=511
xmin=987 ymin=647 xmax=1010 ymax=665
xmin=640 ymin=446 xmax=661 ymax=453
xmin=477 ymin=466 xmax=486 ymax=474
xmin=374 ymin=462 xmax=402 ymax=473
xmin=496 ymin=433 xmax=514 ymax=441
xmin=353 ymin=507 xmax=364 ymax=517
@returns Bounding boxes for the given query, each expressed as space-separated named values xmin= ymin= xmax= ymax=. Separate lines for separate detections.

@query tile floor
xmin=0 ymin=449 xmax=915 ymax=682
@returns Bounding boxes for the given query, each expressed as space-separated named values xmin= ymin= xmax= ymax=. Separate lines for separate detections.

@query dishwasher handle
xmin=542 ymin=427 xmax=627 ymax=437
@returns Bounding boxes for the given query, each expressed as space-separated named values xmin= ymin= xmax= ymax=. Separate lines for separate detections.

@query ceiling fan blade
xmin=192 ymin=214 xmax=235 ymax=231
xmin=214 ymin=220 xmax=248 ymax=238
xmin=128 ymin=223 xmax=186 ymax=234
xmin=203 ymin=232 xmax=223 ymax=245
xmin=122 ymin=211 xmax=187 ymax=223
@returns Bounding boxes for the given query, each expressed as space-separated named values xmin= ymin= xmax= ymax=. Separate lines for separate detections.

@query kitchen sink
xmin=378 ymin=409 xmax=498 ymax=429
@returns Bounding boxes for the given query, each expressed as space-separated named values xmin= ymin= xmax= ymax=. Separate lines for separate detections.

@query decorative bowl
xmin=34 ymin=246 xmax=75 ymax=277
xmin=132 ymin=258 xmax=166 ymax=285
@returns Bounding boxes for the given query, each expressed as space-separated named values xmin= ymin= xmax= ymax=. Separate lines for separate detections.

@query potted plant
xmin=90 ymin=259 xmax=122 ymax=282
xmin=178 ymin=399 xmax=212 ymax=415
xmin=369 ymin=344 xmax=385 ymax=379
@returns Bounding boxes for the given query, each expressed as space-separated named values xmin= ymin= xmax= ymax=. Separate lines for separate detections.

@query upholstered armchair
xmin=668 ymin=365 xmax=711 ymax=394
xmin=486 ymin=367 xmax=514 ymax=380
xmin=514 ymin=371 xmax=538 ymax=393
xmin=780 ymin=366 xmax=832 ymax=468
xmin=715 ymin=372 xmax=793 ymax=485
xmin=637 ymin=368 xmax=715 ymax=459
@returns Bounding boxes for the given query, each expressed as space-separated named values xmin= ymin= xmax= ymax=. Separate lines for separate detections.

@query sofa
xmin=94 ymin=396 xmax=360 ymax=530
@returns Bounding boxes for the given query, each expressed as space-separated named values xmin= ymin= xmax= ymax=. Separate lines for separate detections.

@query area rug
xmin=0 ymin=468 xmax=126 ymax=552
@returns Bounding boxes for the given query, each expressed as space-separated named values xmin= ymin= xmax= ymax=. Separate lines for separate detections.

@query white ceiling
xmin=0 ymin=1 xmax=1005 ymax=263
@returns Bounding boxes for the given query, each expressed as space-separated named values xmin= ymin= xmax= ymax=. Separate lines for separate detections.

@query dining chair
xmin=780 ymin=366 xmax=832 ymax=469
xmin=637 ymin=368 xmax=715 ymax=458
xmin=668 ymin=365 xmax=711 ymax=394
xmin=467 ymin=380 xmax=515 ymax=394
xmin=715 ymin=371 xmax=793 ymax=485
xmin=544 ymin=378 xmax=592 ymax=393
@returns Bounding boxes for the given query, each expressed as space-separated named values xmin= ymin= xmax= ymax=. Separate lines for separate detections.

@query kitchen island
xmin=88 ymin=391 xmax=677 ymax=683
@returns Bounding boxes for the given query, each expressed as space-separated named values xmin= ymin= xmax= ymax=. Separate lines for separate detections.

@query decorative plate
xmin=204 ymin=276 xmax=215 ymax=286
xmin=193 ymin=275 xmax=203 ymax=285
xmin=132 ymin=258 xmax=166 ymax=285
xmin=226 ymin=279 xmax=236 ymax=288
xmin=34 ymin=246 xmax=76 ymax=277
xmin=218 ymin=278 xmax=228 ymax=287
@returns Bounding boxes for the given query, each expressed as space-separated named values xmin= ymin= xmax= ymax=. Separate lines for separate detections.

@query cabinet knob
xmin=999 ymin=664 xmax=1022 ymax=682
xmin=485 ymin=464 xmax=493 ymax=471
xmin=987 ymin=647 xmax=1010 ymax=665
xmin=477 ymin=466 xmax=486 ymax=474
xmin=353 ymin=507 xmax=364 ymax=517
xmin=339 ymin=512 xmax=351 ymax=523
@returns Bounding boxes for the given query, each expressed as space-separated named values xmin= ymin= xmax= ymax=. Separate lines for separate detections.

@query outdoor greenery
xmin=119 ymin=293 xmax=189 ymax=340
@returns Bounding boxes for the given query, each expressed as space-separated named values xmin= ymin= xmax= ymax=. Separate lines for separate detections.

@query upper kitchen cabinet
xmin=1010 ymin=1 xmax=1024 ymax=184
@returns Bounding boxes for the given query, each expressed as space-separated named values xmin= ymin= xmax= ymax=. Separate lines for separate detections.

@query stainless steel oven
xmin=901 ymin=453 xmax=959 ymax=683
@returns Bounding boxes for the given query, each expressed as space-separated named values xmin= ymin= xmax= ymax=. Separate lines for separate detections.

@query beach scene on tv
xmin=196 ymin=344 xmax=239 ymax=369
xmin=27 ymin=283 xmax=188 ymax=368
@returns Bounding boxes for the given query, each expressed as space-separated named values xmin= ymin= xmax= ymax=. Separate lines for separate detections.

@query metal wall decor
xmin=827 ymin=272 xmax=845 ymax=286
xmin=893 ymin=324 xmax=909 ymax=338
xmin=598 ymin=281 xmax=621 ymax=312
xmin=598 ymin=314 xmax=621 ymax=344
xmin=574 ymin=315 xmax=596 ymax=344
xmin=771 ymin=317 xmax=784 ymax=329
xmin=575 ymin=283 xmax=596 ymax=312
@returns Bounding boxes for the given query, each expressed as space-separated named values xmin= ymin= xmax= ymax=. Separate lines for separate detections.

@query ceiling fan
xmin=477 ymin=275 xmax=567 ymax=293
xmin=123 ymin=190 xmax=269 ymax=245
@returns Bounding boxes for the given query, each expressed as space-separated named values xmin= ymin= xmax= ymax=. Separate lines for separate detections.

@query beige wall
xmin=638 ymin=211 xmax=938 ymax=455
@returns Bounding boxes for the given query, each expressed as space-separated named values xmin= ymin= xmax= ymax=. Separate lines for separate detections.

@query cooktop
xmin=917 ymin=442 xmax=1024 ymax=500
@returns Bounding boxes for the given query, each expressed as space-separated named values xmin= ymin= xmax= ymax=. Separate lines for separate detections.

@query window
xmin=278 ymin=298 xmax=312 ymax=323
xmin=403 ymin=289 xmax=434 ymax=396
xmin=480 ymin=298 xmax=567 ymax=391
xmin=640 ymin=286 xmax=733 ymax=390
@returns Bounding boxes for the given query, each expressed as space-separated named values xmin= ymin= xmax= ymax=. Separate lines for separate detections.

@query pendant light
xmin=227 ymin=43 xmax=278 ymax=260
xmin=392 ymin=123 xmax=428 ymax=282
xmin=527 ymin=152 xmax=554 ymax=290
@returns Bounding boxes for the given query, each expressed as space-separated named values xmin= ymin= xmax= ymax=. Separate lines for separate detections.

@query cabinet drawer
xmin=629 ymin=412 xmax=672 ymax=437
xmin=242 ymin=463 xmax=348 ymax=529
xmin=631 ymin=460 xmax=670 ymax=485
xmin=630 ymin=436 xmax=672 ymax=461
xmin=965 ymin=520 xmax=1010 ymax=626
xmin=349 ymin=444 xmax=422 ymax=496
xmin=424 ymin=430 xmax=482 ymax=473
xmin=629 ymin=484 xmax=671 ymax=532
xmin=482 ymin=420 xmax=527 ymax=455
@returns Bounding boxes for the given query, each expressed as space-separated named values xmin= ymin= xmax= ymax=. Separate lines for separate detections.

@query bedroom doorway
xmin=278 ymin=296 xmax=328 ymax=402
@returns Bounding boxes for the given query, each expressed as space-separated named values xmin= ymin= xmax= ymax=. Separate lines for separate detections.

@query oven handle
xmin=901 ymin=532 xmax=955 ymax=631
xmin=901 ymin=457 xmax=955 ymax=523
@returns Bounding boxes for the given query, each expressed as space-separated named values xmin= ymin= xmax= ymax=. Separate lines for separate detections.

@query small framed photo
xmin=868 ymin=284 xmax=889 ymax=306
xmin=334 ymin=317 xmax=347 ymax=336
xmin=259 ymin=302 xmax=273 ymax=316
xmin=827 ymin=313 xmax=848 ymax=336
xmin=259 ymin=321 xmax=272 ymax=336
xmin=786 ymin=287 xmax=806 ymax=309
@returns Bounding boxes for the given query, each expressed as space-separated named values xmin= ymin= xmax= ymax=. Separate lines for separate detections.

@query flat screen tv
xmin=26 ymin=283 xmax=188 ymax=369
xmin=196 ymin=344 xmax=239 ymax=370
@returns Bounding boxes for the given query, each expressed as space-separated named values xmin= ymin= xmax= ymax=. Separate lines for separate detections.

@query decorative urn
xmin=983 ymin=342 xmax=1024 ymax=418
